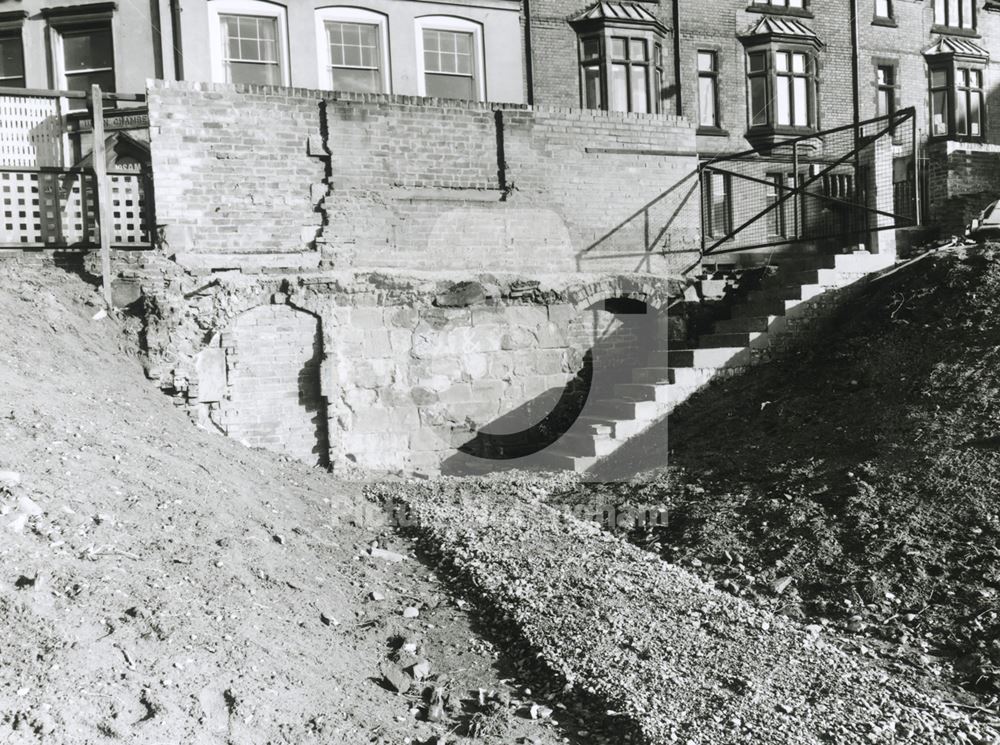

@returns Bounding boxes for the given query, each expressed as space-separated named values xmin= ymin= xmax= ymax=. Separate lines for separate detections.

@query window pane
xmin=876 ymin=0 xmax=891 ymax=15
xmin=877 ymin=89 xmax=890 ymax=117
xmin=228 ymin=60 xmax=281 ymax=85
xmin=935 ymin=0 xmax=946 ymax=24
xmin=425 ymin=72 xmax=474 ymax=99
xmin=631 ymin=65 xmax=648 ymax=113
xmin=699 ymin=76 xmax=716 ymax=126
xmin=711 ymin=174 xmax=729 ymax=236
xmin=581 ymin=37 xmax=600 ymax=61
xmin=776 ymin=52 xmax=789 ymax=73
xmin=63 ymin=68 xmax=115 ymax=94
xmin=971 ymin=92 xmax=982 ymax=135
xmin=793 ymin=76 xmax=808 ymax=125
xmin=222 ymin=15 xmax=278 ymax=63
xmin=629 ymin=39 xmax=647 ymax=61
xmin=791 ymin=53 xmax=806 ymax=74
xmin=63 ymin=26 xmax=113 ymax=71
xmin=0 ymin=36 xmax=24 ymax=81
xmin=788 ymin=0 xmax=804 ymax=7
xmin=931 ymin=90 xmax=948 ymax=135
xmin=332 ymin=67 xmax=382 ymax=93
xmin=956 ymin=89 xmax=968 ymax=134
xmin=697 ymin=51 xmax=714 ymax=72
xmin=611 ymin=38 xmax=627 ymax=60
xmin=610 ymin=64 xmax=628 ymax=111
xmin=776 ymin=76 xmax=791 ymax=125
xmin=930 ymin=68 xmax=947 ymax=88
xmin=961 ymin=0 xmax=973 ymax=26
xmin=423 ymin=29 xmax=473 ymax=76
xmin=973 ymin=70 xmax=983 ymax=88
xmin=948 ymin=0 xmax=959 ymax=25
xmin=750 ymin=77 xmax=768 ymax=125
xmin=583 ymin=65 xmax=601 ymax=109
xmin=748 ymin=52 xmax=766 ymax=73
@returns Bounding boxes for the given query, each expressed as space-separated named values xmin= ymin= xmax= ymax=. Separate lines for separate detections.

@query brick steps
xmin=536 ymin=249 xmax=895 ymax=473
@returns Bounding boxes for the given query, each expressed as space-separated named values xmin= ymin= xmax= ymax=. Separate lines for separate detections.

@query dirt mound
xmin=0 ymin=264 xmax=578 ymax=745
xmin=584 ymin=247 xmax=1000 ymax=694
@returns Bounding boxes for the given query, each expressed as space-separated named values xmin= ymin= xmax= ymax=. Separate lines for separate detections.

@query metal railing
xmin=697 ymin=107 xmax=919 ymax=257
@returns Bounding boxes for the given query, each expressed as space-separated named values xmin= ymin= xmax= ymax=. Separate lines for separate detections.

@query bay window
xmin=745 ymin=47 xmax=817 ymax=132
xmin=740 ymin=17 xmax=821 ymax=145
xmin=571 ymin=2 xmax=667 ymax=114
xmin=926 ymin=39 xmax=988 ymax=141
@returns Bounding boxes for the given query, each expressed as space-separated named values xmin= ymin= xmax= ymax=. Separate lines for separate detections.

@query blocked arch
xmin=204 ymin=295 xmax=331 ymax=467
xmin=567 ymin=276 xmax=676 ymax=314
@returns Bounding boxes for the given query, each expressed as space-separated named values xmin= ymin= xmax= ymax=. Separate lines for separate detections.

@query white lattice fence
xmin=0 ymin=169 xmax=151 ymax=247
xmin=0 ymin=95 xmax=65 ymax=168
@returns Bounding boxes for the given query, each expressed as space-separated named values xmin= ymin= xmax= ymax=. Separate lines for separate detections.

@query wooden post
xmin=91 ymin=84 xmax=113 ymax=309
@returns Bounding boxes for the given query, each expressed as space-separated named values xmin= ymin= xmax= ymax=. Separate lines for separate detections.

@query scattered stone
xmin=0 ymin=471 xmax=20 ymax=488
xmin=320 ymin=612 xmax=339 ymax=627
xmin=769 ymin=576 xmax=794 ymax=595
xmin=272 ymin=534 xmax=285 ymax=545
xmin=380 ymin=662 xmax=410 ymax=694
xmin=369 ymin=591 xmax=386 ymax=601
xmin=369 ymin=546 xmax=406 ymax=563
xmin=410 ymin=659 xmax=431 ymax=680
xmin=402 ymin=606 xmax=419 ymax=619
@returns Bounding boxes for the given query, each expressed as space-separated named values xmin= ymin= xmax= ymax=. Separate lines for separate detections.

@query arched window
xmin=207 ymin=0 xmax=289 ymax=86
xmin=314 ymin=7 xmax=390 ymax=93
xmin=414 ymin=16 xmax=484 ymax=101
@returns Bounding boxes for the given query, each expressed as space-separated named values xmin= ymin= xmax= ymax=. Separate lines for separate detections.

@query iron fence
xmin=698 ymin=107 xmax=919 ymax=257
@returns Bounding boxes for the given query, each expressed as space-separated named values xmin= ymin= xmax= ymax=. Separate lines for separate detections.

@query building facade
xmin=527 ymin=0 xmax=1000 ymax=232
xmin=0 ymin=0 xmax=525 ymax=103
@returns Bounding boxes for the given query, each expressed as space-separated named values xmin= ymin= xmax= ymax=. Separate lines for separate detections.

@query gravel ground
xmin=374 ymin=475 xmax=1000 ymax=745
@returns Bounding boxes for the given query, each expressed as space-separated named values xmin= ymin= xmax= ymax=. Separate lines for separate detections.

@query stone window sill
xmin=930 ymin=24 xmax=980 ymax=38
xmin=697 ymin=126 xmax=730 ymax=137
xmin=872 ymin=16 xmax=897 ymax=28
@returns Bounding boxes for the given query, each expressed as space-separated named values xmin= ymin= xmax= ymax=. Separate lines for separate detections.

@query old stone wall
xmin=143 ymin=270 xmax=683 ymax=475
xmin=146 ymin=81 xmax=702 ymax=276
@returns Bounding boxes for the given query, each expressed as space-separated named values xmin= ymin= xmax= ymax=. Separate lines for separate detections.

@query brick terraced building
xmin=526 ymin=0 xmax=1000 ymax=233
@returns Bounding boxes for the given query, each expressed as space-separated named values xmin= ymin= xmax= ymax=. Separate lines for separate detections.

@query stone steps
xmin=535 ymin=249 xmax=895 ymax=474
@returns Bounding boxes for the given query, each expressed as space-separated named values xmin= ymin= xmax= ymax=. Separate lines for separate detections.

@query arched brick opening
xmin=565 ymin=277 xmax=678 ymax=403
xmin=217 ymin=303 xmax=330 ymax=467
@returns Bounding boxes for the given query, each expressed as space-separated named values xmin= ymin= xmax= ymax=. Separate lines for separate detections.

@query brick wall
xmin=323 ymin=93 xmax=701 ymax=274
xmin=215 ymin=304 xmax=329 ymax=466
xmin=147 ymin=80 xmax=326 ymax=255
xmin=146 ymin=82 xmax=701 ymax=275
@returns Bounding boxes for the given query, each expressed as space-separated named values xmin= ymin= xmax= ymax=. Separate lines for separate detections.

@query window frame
xmin=414 ymin=15 xmax=485 ymax=101
xmin=576 ymin=29 xmax=664 ymax=114
xmin=0 ymin=11 xmax=26 ymax=89
xmin=207 ymin=0 xmax=290 ymax=87
xmin=927 ymin=57 xmax=987 ymax=142
xmin=933 ymin=0 xmax=977 ymax=31
xmin=697 ymin=49 xmax=720 ymax=129
xmin=875 ymin=62 xmax=897 ymax=119
xmin=744 ymin=44 xmax=819 ymax=135
xmin=747 ymin=0 xmax=811 ymax=17
xmin=44 ymin=4 xmax=117 ymax=101
xmin=314 ymin=7 xmax=390 ymax=94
